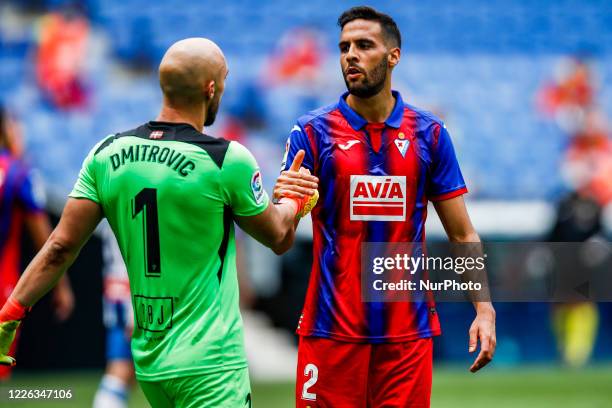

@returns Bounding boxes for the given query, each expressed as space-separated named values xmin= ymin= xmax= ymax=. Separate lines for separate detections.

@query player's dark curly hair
xmin=337 ymin=6 xmax=401 ymax=49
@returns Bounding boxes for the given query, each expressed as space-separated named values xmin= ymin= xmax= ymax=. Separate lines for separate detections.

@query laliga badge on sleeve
xmin=251 ymin=170 xmax=265 ymax=205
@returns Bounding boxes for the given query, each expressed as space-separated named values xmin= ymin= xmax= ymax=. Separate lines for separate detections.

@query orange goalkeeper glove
xmin=280 ymin=189 xmax=319 ymax=219
xmin=0 ymin=297 xmax=30 ymax=366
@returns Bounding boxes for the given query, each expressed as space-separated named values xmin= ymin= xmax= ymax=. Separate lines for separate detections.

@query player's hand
xmin=274 ymin=150 xmax=319 ymax=218
xmin=0 ymin=320 xmax=20 ymax=366
xmin=468 ymin=303 xmax=496 ymax=373
xmin=274 ymin=150 xmax=319 ymax=200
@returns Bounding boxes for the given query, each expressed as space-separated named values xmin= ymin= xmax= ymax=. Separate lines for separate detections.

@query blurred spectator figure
xmin=562 ymin=110 xmax=612 ymax=206
xmin=260 ymin=27 xmax=329 ymax=146
xmin=537 ymin=57 xmax=595 ymax=135
xmin=0 ymin=105 xmax=74 ymax=380
xmin=34 ymin=5 xmax=89 ymax=110
xmin=549 ymin=191 xmax=602 ymax=368
xmin=539 ymin=57 xmax=594 ymax=109
xmin=541 ymin=56 xmax=610 ymax=368
xmin=264 ymin=27 xmax=326 ymax=86
xmin=554 ymin=111 xmax=610 ymax=368
xmin=539 ymin=56 xmax=611 ymax=206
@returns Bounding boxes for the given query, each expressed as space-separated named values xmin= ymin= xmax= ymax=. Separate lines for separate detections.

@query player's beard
xmin=344 ymin=54 xmax=388 ymax=98
xmin=204 ymin=94 xmax=220 ymax=127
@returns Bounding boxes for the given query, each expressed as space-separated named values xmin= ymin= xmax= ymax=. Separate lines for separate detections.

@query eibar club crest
xmin=394 ymin=138 xmax=409 ymax=157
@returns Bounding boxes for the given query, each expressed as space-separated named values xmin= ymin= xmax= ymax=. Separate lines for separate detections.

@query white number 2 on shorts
xmin=301 ymin=363 xmax=318 ymax=401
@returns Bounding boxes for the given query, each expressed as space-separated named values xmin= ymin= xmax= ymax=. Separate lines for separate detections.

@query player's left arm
xmin=433 ymin=196 xmax=496 ymax=373
xmin=428 ymin=122 xmax=495 ymax=372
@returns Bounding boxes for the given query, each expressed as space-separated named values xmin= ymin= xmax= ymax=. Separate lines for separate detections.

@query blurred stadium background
xmin=1 ymin=0 xmax=611 ymax=406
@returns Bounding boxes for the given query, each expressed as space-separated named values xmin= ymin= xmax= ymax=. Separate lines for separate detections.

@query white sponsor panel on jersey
xmin=350 ymin=175 xmax=406 ymax=221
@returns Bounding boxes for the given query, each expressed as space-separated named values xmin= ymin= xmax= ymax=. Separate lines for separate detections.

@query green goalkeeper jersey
xmin=69 ymin=121 xmax=269 ymax=381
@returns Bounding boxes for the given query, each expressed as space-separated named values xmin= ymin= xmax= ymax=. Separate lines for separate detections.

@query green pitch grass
xmin=4 ymin=365 xmax=611 ymax=407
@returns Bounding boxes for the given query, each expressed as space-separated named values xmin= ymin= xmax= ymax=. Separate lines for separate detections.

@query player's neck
xmin=156 ymin=104 xmax=205 ymax=132
xmin=346 ymin=88 xmax=395 ymax=124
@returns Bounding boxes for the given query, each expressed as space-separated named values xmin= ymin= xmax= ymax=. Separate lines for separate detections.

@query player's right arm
xmin=235 ymin=200 xmax=299 ymax=255
xmin=221 ymin=142 xmax=318 ymax=255
xmin=236 ymin=152 xmax=317 ymax=254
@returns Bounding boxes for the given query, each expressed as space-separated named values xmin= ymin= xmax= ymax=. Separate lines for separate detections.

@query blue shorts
xmin=106 ymin=324 xmax=132 ymax=361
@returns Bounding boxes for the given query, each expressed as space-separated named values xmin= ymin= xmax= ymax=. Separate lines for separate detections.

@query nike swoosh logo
xmin=291 ymin=125 xmax=301 ymax=133
xmin=338 ymin=140 xmax=361 ymax=150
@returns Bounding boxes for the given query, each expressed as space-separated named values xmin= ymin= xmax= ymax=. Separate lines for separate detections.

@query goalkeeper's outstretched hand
xmin=0 ymin=296 xmax=30 ymax=367
xmin=274 ymin=150 xmax=319 ymax=218
xmin=0 ymin=320 xmax=20 ymax=366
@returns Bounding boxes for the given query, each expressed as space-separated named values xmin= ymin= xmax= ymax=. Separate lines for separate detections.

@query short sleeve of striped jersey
xmin=69 ymin=139 xmax=105 ymax=204
xmin=221 ymin=141 xmax=269 ymax=216
xmin=427 ymin=124 xmax=467 ymax=201
xmin=281 ymin=123 xmax=315 ymax=173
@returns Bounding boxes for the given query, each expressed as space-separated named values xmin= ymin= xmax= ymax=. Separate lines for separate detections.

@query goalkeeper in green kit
xmin=0 ymin=38 xmax=318 ymax=407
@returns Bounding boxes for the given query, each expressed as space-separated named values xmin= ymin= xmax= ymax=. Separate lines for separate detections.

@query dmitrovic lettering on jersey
xmin=69 ymin=121 xmax=269 ymax=381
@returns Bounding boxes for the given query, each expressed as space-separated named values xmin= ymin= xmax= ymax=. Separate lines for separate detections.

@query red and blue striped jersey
xmin=0 ymin=149 xmax=45 ymax=299
xmin=282 ymin=91 xmax=467 ymax=343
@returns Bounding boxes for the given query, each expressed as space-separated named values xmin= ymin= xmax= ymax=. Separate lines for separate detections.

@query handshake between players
xmin=0 ymin=149 xmax=319 ymax=368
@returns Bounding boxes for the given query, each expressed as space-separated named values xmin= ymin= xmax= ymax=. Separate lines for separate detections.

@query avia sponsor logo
xmin=350 ymin=175 xmax=406 ymax=221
